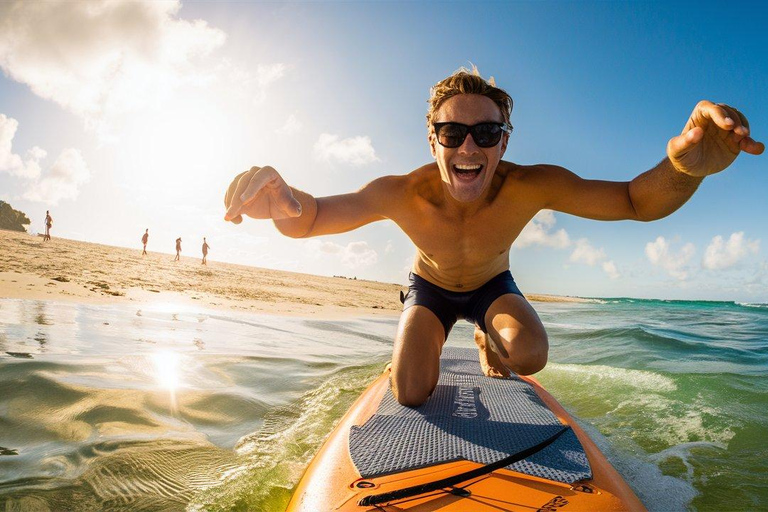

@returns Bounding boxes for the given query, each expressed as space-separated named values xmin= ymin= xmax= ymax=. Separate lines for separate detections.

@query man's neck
xmin=440 ymin=188 xmax=490 ymax=220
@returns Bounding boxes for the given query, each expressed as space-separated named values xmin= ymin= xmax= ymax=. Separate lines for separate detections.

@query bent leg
xmin=484 ymin=294 xmax=548 ymax=375
xmin=473 ymin=326 xmax=511 ymax=378
xmin=390 ymin=305 xmax=445 ymax=407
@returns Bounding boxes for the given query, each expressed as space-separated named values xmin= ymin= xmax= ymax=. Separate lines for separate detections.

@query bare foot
xmin=473 ymin=327 xmax=511 ymax=378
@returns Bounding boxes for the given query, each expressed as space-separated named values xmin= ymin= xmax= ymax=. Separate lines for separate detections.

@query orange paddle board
xmin=288 ymin=348 xmax=645 ymax=511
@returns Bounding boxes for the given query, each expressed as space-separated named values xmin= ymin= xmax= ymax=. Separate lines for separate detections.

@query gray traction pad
xmin=349 ymin=347 xmax=592 ymax=483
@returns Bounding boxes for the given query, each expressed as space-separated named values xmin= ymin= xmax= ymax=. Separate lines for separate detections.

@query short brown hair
xmin=426 ymin=66 xmax=513 ymax=129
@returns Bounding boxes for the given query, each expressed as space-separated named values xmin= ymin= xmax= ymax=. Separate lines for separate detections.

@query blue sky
xmin=0 ymin=1 xmax=766 ymax=301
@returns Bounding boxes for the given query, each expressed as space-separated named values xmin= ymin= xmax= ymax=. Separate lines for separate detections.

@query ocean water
xmin=0 ymin=297 xmax=766 ymax=511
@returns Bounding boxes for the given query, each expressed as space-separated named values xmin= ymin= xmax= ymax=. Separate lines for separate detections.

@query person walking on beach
xmin=174 ymin=237 xmax=182 ymax=261
xmin=141 ymin=229 xmax=149 ymax=256
xmin=224 ymin=68 xmax=763 ymax=407
xmin=202 ymin=237 xmax=210 ymax=265
xmin=43 ymin=211 xmax=52 ymax=241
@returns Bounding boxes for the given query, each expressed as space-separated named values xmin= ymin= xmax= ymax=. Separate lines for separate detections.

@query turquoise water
xmin=0 ymin=298 xmax=766 ymax=511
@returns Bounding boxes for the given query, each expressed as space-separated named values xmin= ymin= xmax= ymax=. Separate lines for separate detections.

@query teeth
xmin=455 ymin=164 xmax=482 ymax=171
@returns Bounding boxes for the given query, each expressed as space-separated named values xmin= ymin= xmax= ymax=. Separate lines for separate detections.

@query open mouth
xmin=452 ymin=164 xmax=483 ymax=182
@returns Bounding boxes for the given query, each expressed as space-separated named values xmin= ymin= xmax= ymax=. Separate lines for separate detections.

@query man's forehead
xmin=434 ymin=94 xmax=504 ymax=123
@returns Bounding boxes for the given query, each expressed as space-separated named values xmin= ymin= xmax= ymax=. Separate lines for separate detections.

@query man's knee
xmin=390 ymin=372 xmax=434 ymax=407
xmin=514 ymin=343 xmax=548 ymax=375
xmin=496 ymin=328 xmax=549 ymax=375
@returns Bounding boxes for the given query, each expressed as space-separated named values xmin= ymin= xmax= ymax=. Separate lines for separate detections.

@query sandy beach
xmin=0 ymin=229 xmax=589 ymax=316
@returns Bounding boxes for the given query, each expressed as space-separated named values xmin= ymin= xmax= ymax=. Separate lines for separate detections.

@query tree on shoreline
xmin=0 ymin=201 xmax=31 ymax=232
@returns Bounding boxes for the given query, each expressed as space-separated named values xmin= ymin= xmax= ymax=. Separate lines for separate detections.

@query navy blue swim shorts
xmin=400 ymin=271 xmax=524 ymax=338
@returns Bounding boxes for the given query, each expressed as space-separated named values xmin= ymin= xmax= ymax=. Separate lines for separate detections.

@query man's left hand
xmin=667 ymin=100 xmax=764 ymax=177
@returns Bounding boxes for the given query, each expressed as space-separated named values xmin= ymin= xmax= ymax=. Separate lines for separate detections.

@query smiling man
xmin=224 ymin=68 xmax=763 ymax=407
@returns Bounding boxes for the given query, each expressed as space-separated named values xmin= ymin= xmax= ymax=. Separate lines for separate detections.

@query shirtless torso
xmin=224 ymin=80 xmax=762 ymax=407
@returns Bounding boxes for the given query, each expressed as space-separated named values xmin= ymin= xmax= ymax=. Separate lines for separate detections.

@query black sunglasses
xmin=432 ymin=122 xmax=512 ymax=148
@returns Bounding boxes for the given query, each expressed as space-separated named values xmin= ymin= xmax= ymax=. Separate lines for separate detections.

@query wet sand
xmin=0 ymin=229 xmax=590 ymax=315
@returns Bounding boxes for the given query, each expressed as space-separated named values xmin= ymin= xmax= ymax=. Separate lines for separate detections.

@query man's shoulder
xmin=498 ymin=161 xmax=564 ymax=179
xmin=367 ymin=164 xmax=439 ymax=192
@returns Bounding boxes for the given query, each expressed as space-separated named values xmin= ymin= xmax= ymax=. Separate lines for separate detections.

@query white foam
xmin=573 ymin=418 xmax=699 ymax=512
xmin=545 ymin=363 xmax=678 ymax=392
xmin=649 ymin=441 xmax=727 ymax=482
xmin=544 ymin=322 xmax=592 ymax=330
xmin=581 ymin=298 xmax=608 ymax=304
xmin=188 ymin=364 xmax=381 ymax=510
xmin=736 ymin=301 xmax=768 ymax=309
xmin=610 ymin=393 xmax=735 ymax=448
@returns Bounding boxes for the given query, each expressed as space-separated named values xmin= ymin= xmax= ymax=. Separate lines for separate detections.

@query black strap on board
xmin=358 ymin=425 xmax=570 ymax=507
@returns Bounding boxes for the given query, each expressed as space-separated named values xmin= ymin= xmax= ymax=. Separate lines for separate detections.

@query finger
xmin=225 ymin=167 xmax=261 ymax=221
xmin=697 ymin=101 xmax=739 ymax=132
xmin=668 ymin=127 xmax=703 ymax=157
xmin=270 ymin=181 xmax=303 ymax=218
xmin=717 ymin=104 xmax=749 ymax=137
xmin=225 ymin=168 xmax=256 ymax=217
xmin=234 ymin=167 xmax=285 ymax=221
xmin=224 ymin=170 xmax=249 ymax=210
xmin=732 ymin=107 xmax=750 ymax=130
xmin=732 ymin=107 xmax=753 ymax=139
xmin=740 ymin=137 xmax=765 ymax=155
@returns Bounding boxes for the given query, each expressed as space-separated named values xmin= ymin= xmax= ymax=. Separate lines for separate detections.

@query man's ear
xmin=499 ymin=132 xmax=509 ymax=157
xmin=429 ymin=132 xmax=437 ymax=159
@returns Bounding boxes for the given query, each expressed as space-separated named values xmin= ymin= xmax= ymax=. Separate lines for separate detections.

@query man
xmin=43 ymin=211 xmax=52 ymax=242
xmin=142 ymin=229 xmax=149 ymax=256
xmin=202 ymin=237 xmax=210 ymax=265
xmin=175 ymin=237 xmax=182 ymax=261
xmin=224 ymin=69 xmax=763 ymax=407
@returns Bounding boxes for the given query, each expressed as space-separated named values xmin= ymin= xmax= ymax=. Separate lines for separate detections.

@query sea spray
xmin=187 ymin=363 xmax=383 ymax=512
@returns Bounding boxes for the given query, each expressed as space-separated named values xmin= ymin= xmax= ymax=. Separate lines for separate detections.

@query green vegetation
xmin=0 ymin=201 xmax=31 ymax=232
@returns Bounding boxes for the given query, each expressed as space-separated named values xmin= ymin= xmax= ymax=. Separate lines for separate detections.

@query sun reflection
xmin=152 ymin=350 xmax=180 ymax=413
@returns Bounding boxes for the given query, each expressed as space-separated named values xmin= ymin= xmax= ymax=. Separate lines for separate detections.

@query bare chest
xmin=396 ymin=201 xmax=533 ymax=272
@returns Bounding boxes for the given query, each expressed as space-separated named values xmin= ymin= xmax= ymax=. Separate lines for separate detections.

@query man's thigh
xmin=391 ymin=305 xmax=446 ymax=407
xmin=483 ymin=293 xmax=548 ymax=375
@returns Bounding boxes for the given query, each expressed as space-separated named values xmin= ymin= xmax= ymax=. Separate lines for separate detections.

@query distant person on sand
xmin=43 ymin=211 xmax=52 ymax=241
xmin=175 ymin=237 xmax=182 ymax=261
xmin=141 ymin=229 xmax=149 ymax=256
xmin=224 ymin=68 xmax=763 ymax=407
xmin=202 ymin=237 xmax=210 ymax=265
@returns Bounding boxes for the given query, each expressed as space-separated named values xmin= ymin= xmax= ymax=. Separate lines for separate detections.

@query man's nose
xmin=458 ymin=133 xmax=480 ymax=154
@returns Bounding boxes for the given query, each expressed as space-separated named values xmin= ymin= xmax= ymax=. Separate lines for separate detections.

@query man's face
xmin=429 ymin=94 xmax=508 ymax=203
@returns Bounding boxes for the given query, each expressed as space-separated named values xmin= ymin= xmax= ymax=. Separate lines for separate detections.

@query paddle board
xmin=287 ymin=347 xmax=645 ymax=511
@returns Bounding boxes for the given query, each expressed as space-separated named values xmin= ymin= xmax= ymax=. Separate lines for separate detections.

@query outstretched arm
xmin=540 ymin=100 xmax=763 ymax=221
xmin=224 ymin=165 xmax=391 ymax=238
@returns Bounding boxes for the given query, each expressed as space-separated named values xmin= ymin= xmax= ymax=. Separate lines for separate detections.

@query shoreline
xmin=0 ymin=230 xmax=593 ymax=317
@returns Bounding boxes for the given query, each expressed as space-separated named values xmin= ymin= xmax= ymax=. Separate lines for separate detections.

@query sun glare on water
xmin=152 ymin=350 xmax=181 ymax=413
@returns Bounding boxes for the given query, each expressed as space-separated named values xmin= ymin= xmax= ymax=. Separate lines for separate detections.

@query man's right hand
xmin=224 ymin=166 xmax=303 ymax=224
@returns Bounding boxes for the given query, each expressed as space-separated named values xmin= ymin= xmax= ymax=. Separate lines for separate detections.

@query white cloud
xmin=703 ymin=232 xmax=760 ymax=270
xmin=569 ymin=238 xmax=620 ymax=279
xmin=602 ymin=260 xmax=620 ymax=279
xmin=306 ymin=239 xmax=378 ymax=269
xmin=0 ymin=114 xmax=46 ymax=179
xmin=313 ymin=133 xmax=379 ymax=166
xmin=515 ymin=211 xmax=618 ymax=278
xmin=0 ymin=0 xmax=226 ymax=131
xmin=275 ymin=114 xmax=303 ymax=135
xmin=253 ymin=63 xmax=287 ymax=105
xmin=570 ymin=238 xmax=606 ymax=266
xmin=1 ymin=113 xmax=89 ymax=204
xmin=23 ymin=149 xmax=90 ymax=205
xmin=515 ymin=210 xmax=571 ymax=249
xmin=645 ymin=236 xmax=696 ymax=280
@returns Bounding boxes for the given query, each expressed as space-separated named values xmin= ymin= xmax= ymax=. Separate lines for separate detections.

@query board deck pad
xmin=349 ymin=347 xmax=592 ymax=483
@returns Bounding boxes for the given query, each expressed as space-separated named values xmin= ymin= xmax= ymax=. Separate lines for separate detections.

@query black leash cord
xmin=358 ymin=425 xmax=570 ymax=507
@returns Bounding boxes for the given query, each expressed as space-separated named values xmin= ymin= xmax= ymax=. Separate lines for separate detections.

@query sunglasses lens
xmin=437 ymin=124 xmax=468 ymax=148
xmin=471 ymin=123 xmax=503 ymax=147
